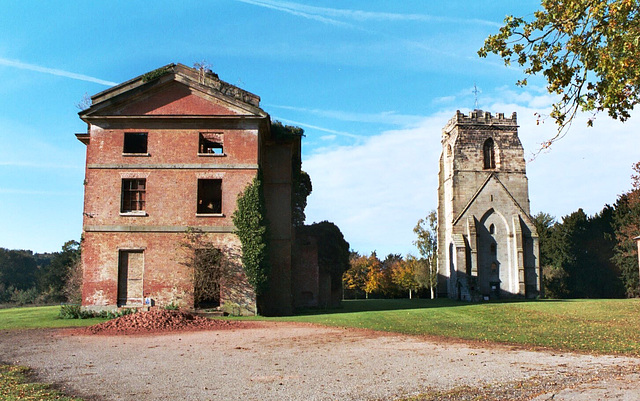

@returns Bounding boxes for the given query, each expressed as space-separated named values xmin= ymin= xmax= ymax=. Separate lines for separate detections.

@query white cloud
xmin=303 ymin=111 xmax=451 ymax=256
xmin=0 ymin=57 xmax=117 ymax=86
xmin=302 ymin=90 xmax=640 ymax=256
xmin=268 ymin=104 xmax=424 ymax=127
xmin=320 ymin=135 xmax=337 ymax=141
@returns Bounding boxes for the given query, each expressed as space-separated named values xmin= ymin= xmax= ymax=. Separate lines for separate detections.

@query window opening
xmin=123 ymin=133 xmax=148 ymax=154
xmin=121 ymin=179 xmax=146 ymax=212
xmin=489 ymin=224 xmax=495 ymax=234
xmin=199 ymin=133 xmax=223 ymax=154
xmin=197 ymin=179 xmax=222 ymax=214
xmin=483 ymin=138 xmax=495 ymax=169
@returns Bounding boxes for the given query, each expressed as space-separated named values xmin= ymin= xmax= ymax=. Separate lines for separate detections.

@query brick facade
xmin=77 ymin=64 xmax=299 ymax=315
xmin=437 ymin=110 xmax=541 ymax=300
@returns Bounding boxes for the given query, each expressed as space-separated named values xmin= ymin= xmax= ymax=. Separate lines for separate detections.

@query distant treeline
xmin=0 ymin=240 xmax=81 ymax=305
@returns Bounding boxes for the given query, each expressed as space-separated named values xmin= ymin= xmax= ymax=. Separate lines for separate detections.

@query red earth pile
xmin=81 ymin=309 xmax=243 ymax=335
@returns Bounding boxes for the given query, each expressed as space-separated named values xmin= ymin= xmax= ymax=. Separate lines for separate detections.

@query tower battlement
xmin=444 ymin=110 xmax=517 ymax=133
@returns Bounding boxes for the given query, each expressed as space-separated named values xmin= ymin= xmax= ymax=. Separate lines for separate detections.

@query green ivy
xmin=141 ymin=65 xmax=173 ymax=83
xmin=232 ymin=172 xmax=270 ymax=297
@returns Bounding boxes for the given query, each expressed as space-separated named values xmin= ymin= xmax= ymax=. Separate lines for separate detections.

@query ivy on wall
xmin=232 ymin=172 xmax=270 ymax=297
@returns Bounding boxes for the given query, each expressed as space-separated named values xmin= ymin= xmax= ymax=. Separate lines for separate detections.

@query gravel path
xmin=1 ymin=322 xmax=639 ymax=401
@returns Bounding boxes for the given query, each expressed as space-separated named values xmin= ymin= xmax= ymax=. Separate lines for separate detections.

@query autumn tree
xmin=479 ymin=0 xmax=640 ymax=145
xmin=391 ymin=257 xmax=420 ymax=299
xmin=343 ymin=252 xmax=385 ymax=299
xmin=413 ymin=210 xmax=438 ymax=299
xmin=343 ymin=252 xmax=368 ymax=298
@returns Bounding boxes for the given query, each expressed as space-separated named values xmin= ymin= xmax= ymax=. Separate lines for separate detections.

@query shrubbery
xmin=59 ymin=304 xmax=137 ymax=319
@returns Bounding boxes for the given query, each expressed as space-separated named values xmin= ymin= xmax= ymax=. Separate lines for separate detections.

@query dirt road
xmin=1 ymin=322 xmax=639 ymax=400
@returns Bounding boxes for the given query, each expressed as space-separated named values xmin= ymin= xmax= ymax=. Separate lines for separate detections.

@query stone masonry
xmin=437 ymin=110 xmax=540 ymax=300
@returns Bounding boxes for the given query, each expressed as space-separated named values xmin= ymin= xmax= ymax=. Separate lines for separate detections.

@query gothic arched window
xmin=483 ymin=138 xmax=495 ymax=169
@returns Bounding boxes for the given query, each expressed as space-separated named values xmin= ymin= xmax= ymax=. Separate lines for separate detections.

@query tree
xmin=612 ymin=161 xmax=640 ymax=297
xmin=391 ymin=257 xmax=420 ymax=299
xmin=37 ymin=240 xmax=80 ymax=302
xmin=343 ymin=252 xmax=385 ymax=299
xmin=413 ymin=210 xmax=438 ymax=299
xmin=343 ymin=252 xmax=368 ymax=298
xmin=479 ymin=1 xmax=640 ymax=146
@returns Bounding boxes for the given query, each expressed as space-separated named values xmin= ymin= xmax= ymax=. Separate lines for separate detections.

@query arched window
xmin=489 ymin=224 xmax=495 ymax=234
xmin=483 ymin=138 xmax=495 ymax=169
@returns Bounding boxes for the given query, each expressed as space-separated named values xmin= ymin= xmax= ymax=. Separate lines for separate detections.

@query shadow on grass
xmin=292 ymin=297 xmax=566 ymax=316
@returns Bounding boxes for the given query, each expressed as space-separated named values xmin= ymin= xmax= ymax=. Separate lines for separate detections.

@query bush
xmin=10 ymin=287 xmax=38 ymax=305
xmin=59 ymin=305 xmax=137 ymax=319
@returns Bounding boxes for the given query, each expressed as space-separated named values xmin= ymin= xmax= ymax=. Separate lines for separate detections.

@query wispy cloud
xmin=234 ymin=0 xmax=500 ymax=27
xmin=269 ymin=104 xmax=424 ymax=127
xmin=0 ymin=58 xmax=117 ymax=86
xmin=273 ymin=117 xmax=363 ymax=139
xmin=234 ymin=0 xmax=351 ymax=27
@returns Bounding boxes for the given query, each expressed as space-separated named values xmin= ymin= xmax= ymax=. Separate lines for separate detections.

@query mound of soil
xmin=80 ymin=309 xmax=245 ymax=335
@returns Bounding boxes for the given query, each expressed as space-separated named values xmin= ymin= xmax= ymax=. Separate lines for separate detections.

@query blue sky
xmin=0 ymin=1 xmax=638 ymax=256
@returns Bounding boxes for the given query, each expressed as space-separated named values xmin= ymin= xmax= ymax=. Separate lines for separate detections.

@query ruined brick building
xmin=437 ymin=110 xmax=541 ymax=300
xmin=77 ymin=64 xmax=314 ymax=315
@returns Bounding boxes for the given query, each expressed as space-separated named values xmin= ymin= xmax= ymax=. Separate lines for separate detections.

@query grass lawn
xmin=253 ymin=298 xmax=640 ymax=355
xmin=0 ymin=305 xmax=108 ymax=331
xmin=0 ymin=364 xmax=83 ymax=401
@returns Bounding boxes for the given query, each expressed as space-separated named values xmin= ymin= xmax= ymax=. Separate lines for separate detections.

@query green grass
xmin=3 ymin=300 xmax=640 ymax=355
xmin=0 ymin=365 xmax=83 ymax=400
xmin=0 ymin=305 xmax=108 ymax=331
xmin=251 ymin=298 xmax=640 ymax=355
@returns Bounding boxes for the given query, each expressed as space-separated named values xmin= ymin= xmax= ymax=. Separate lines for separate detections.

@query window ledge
xmin=197 ymin=153 xmax=226 ymax=157
xmin=122 ymin=153 xmax=150 ymax=157
xmin=196 ymin=213 xmax=224 ymax=217
xmin=120 ymin=211 xmax=147 ymax=217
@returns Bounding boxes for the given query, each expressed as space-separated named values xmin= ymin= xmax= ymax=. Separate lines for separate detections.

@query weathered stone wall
xmin=437 ymin=110 xmax=540 ymax=299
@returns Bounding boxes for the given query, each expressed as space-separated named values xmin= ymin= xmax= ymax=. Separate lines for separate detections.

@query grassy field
xmin=255 ymin=298 xmax=640 ymax=355
xmin=2 ymin=299 xmax=640 ymax=355
xmin=0 ymin=305 xmax=108 ymax=331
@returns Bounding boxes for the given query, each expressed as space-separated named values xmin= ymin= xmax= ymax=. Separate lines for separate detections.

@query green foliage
xmin=292 ymin=170 xmax=312 ymax=227
xmin=0 ymin=248 xmax=38 ymax=292
xmin=612 ymin=161 xmax=640 ymax=297
xmin=479 ymin=0 xmax=640 ymax=145
xmin=38 ymin=240 xmax=81 ymax=303
xmin=536 ymin=208 xmax=624 ymax=298
xmin=58 ymin=304 xmax=137 ymax=320
xmin=297 ymin=221 xmax=350 ymax=288
xmin=268 ymin=298 xmax=640 ymax=355
xmin=164 ymin=302 xmax=180 ymax=310
xmin=0 ymin=364 xmax=83 ymax=401
xmin=413 ymin=211 xmax=438 ymax=297
xmin=232 ymin=173 xmax=270 ymax=298
xmin=270 ymin=120 xmax=304 ymax=142
xmin=141 ymin=65 xmax=173 ymax=82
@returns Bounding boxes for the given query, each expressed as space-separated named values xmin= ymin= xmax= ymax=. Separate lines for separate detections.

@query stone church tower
xmin=437 ymin=110 xmax=540 ymax=300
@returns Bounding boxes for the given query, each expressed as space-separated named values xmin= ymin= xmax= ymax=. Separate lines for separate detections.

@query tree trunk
xmin=409 ymin=289 xmax=412 ymax=299
xmin=430 ymin=285 xmax=435 ymax=299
